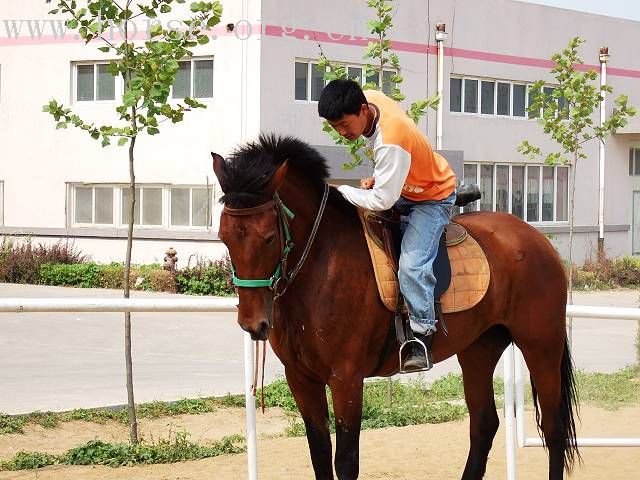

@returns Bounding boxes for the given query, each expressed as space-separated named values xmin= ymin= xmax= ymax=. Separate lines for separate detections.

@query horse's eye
xmin=265 ymin=233 xmax=276 ymax=245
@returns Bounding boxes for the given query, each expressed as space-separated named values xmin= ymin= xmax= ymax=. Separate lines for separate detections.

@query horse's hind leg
xmin=457 ymin=325 xmax=511 ymax=480
xmin=517 ymin=334 xmax=578 ymax=480
xmin=285 ymin=367 xmax=334 ymax=480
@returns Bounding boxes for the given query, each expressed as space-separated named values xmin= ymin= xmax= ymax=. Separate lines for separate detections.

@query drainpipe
xmin=435 ymin=23 xmax=448 ymax=150
xmin=598 ymin=47 xmax=609 ymax=258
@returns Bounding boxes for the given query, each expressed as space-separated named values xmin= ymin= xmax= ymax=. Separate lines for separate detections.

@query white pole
xmin=0 ymin=297 xmax=239 ymax=313
xmin=244 ymin=333 xmax=258 ymax=480
xmin=240 ymin=0 xmax=258 ymax=477
xmin=503 ymin=344 xmax=517 ymax=480
xmin=435 ymin=24 xmax=447 ymax=150
xmin=598 ymin=47 xmax=609 ymax=255
xmin=566 ymin=305 xmax=640 ymax=321
xmin=514 ymin=347 xmax=526 ymax=449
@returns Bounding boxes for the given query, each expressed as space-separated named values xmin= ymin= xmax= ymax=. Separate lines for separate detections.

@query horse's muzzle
xmin=248 ymin=320 xmax=270 ymax=341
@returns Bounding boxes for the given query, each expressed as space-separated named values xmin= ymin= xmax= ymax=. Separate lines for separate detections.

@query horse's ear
xmin=267 ymin=160 xmax=289 ymax=195
xmin=211 ymin=153 xmax=225 ymax=190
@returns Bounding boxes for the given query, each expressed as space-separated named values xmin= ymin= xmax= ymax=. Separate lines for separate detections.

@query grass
xmin=1 ymin=368 xmax=638 ymax=437
xmin=0 ymin=433 xmax=245 ymax=471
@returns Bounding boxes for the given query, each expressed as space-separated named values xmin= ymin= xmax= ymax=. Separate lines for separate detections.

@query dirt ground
xmin=1 ymin=405 xmax=639 ymax=479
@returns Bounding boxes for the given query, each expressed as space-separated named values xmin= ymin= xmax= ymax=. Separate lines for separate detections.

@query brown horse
xmin=212 ymin=135 xmax=579 ymax=480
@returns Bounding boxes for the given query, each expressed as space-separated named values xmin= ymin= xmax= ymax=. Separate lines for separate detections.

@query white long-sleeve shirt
xmin=337 ymin=144 xmax=411 ymax=211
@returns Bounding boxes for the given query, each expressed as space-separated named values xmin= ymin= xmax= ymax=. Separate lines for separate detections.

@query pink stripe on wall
xmin=265 ymin=25 xmax=640 ymax=79
xmin=0 ymin=24 xmax=250 ymax=47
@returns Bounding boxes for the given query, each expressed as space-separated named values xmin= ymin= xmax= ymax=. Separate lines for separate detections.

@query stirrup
xmin=399 ymin=337 xmax=433 ymax=373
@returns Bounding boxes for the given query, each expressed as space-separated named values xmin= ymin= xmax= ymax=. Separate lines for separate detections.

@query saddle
xmin=357 ymin=209 xmax=490 ymax=316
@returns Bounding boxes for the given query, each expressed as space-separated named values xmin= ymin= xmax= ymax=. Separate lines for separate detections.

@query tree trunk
xmin=567 ymin=151 xmax=578 ymax=348
xmin=123 ymin=133 xmax=138 ymax=445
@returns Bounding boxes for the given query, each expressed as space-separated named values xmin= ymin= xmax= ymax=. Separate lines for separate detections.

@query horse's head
xmin=212 ymin=151 xmax=289 ymax=340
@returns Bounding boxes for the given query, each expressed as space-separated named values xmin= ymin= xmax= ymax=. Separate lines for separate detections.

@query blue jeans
xmin=395 ymin=192 xmax=456 ymax=335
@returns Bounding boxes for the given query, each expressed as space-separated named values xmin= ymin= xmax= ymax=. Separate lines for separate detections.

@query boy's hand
xmin=360 ymin=177 xmax=375 ymax=189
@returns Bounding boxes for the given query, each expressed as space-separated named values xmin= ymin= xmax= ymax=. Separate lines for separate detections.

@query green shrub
xmin=38 ymin=263 xmax=100 ymax=288
xmin=0 ymin=238 xmax=87 ymax=284
xmin=176 ymin=256 xmax=234 ymax=296
xmin=572 ymin=255 xmax=640 ymax=290
xmin=96 ymin=262 xmax=125 ymax=289
xmin=0 ymin=451 xmax=57 ymax=471
xmin=610 ymin=256 xmax=640 ymax=287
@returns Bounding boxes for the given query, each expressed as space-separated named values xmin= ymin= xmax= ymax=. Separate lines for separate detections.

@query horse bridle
xmin=223 ymin=182 xmax=330 ymax=300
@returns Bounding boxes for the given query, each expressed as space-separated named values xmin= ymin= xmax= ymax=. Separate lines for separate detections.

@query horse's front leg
xmin=329 ymin=373 xmax=364 ymax=480
xmin=285 ymin=367 xmax=333 ymax=480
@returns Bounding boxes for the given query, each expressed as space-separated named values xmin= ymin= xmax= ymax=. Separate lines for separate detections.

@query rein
xmin=223 ymin=182 xmax=330 ymax=298
xmin=223 ymin=182 xmax=330 ymax=408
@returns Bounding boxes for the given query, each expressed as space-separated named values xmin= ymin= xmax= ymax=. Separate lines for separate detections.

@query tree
xmin=317 ymin=0 xmax=439 ymax=170
xmin=43 ymin=0 xmax=223 ymax=444
xmin=518 ymin=37 xmax=636 ymax=314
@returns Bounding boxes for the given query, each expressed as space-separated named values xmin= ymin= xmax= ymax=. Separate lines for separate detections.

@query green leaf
xmin=66 ymin=19 xmax=78 ymax=29
xmin=147 ymin=127 xmax=160 ymax=135
xmin=118 ymin=137 xmax=129 ymax=146
xmin=197 ymin=34 xmax=209 ymax=45
xmin=98 ymin=46 xmax=110 ymax=53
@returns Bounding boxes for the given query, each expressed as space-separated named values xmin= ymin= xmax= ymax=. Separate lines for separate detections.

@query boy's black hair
xmin=317 ymin=79 xmax=368 ymax=121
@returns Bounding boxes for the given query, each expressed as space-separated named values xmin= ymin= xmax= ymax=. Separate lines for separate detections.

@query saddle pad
xmin=358 ymin=212 xmax=490 ymax=314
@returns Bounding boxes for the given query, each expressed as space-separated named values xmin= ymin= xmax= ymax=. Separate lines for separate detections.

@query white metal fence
xmin=1 ymin=298 xmax=639 ymax=479
xmin=0 ymin=296 xmax=260 ymax=480
xmin=503 ymin=304 xmax=640 ymax=480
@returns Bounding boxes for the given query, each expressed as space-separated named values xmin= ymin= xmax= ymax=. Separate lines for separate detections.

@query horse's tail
xmin=530 ymin=337 xmax=581 ymax=472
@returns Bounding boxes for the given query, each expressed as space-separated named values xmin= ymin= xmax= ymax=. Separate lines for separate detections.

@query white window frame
xmin=461 ymin=163 xmax=569 ymax=224
xmin=630 ymin=148 xmax=640 ymax=176
xmin=73 ymin=62 xmax=121 ymax=104
xmin=170 ymin=57 xmax=215 ymax=101
xmin=451 ymin=75 xmax=549 ymax=121
xmin=72 ymin=185 xmax=116 ymax=226
xmin=70 ymin=183 xmax=214 ymax=230
xmin=294 ymin=59 xmax=397 ymax=103
xmin=169 ymin=186 xmax=214 ymax=229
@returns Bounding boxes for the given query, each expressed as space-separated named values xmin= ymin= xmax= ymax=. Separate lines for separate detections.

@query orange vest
xmin=364 ymin=90 xmax=456 ymax=201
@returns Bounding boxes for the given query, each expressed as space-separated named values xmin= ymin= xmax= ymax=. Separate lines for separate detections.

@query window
xmin=74 ymin=186 xmax=114 ymax=225
xmin=462 ymin=164 xmax=569 ymax=223
xmin=511 ymin=166 xmax=525 ymax=219
xmin=451 ymin=76 xmax=543 ymax=120
xmin=481 ymin=81 xmax=495 ymax=115
xmin=294 ymin=60 xmax=397 ymax=102
xmin=75 ymin=63 xmax=117 ymax=102
xmin=496 ymin=165 xmax=509 ymax=212
xmin=170 ymin=187 xmax=210 ymax=227
xmin=464 ymin=79 xmax=478 ymax=113
xmin=513 ymin=84 xmax=526 ymax=117
xmin=295 ymin=61 xmax=308 ymax=100
xmin=450 ymin=77 xmax=462 ymax=113
xmin=121 ymin=187 xmax=163 ymax=226
xmin=462 ymin=164 xmax=478 ymax=213
xmin=479 ymin=165 xmax=493 ymax=211
xmin=527 ymin=166 xmax=540 ymax=221
xmin=497 ymin=82 xmax=511 ymax=116
xmin=630 ymin=148 xmax=640 ymax=176
xmin=172 ymin=58 xmax=213 ymax=99
xmin=71 ymin=184 xmax=213 ymax=229
xmin=294 ymin=61 xmax=325 ymax=101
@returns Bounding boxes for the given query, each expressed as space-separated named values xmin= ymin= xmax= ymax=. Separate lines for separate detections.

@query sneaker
xmin=402 ymin=333 xmax=433 ymax=372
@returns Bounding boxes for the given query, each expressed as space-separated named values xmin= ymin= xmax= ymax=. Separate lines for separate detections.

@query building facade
xmin=1 ymin=0 xmax=639 ymax=265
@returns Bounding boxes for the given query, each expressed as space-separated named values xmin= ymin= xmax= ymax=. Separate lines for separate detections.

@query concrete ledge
xmin=535 ymin=224 xmax=630 ymax=234
xmin=0 ymin=226 xmax=221 ymax=241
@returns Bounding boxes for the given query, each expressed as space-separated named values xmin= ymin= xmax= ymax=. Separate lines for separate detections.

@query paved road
xmin=0 ymin=284 xmax=638 ymax=414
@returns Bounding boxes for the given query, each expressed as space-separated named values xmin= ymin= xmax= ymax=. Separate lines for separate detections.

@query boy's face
xmin=327 ymin=103 xmax=369 ymax=141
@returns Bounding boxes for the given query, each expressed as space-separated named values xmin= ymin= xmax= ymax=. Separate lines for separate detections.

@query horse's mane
xmin=217 ymin=134 xmax=345 ymax=209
